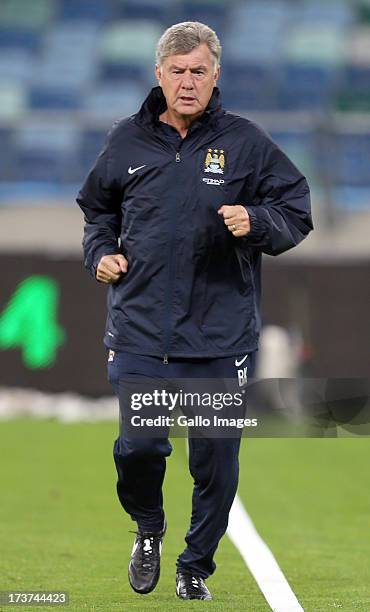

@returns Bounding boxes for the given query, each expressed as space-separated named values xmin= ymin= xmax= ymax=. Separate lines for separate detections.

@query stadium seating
xmin=270 ymin=130 xmax=317 ymax=182
xmin=330 ymin=132 xmax=370 ymax=186
xmin=0 ymin=0 xmax=368 ymax=212
xmin=14 ymin=119 xmax=80 ymax=183
xmin=79 ymin=128 xmax=107 ymax=173
xmin=0 ymin=82 xmax=26 ymax=120
xmin=29 ymin=86 xmax=82 ymax=111
xmin=0 ymin=128 xmax=16 ymax=181
xmin=276 ymin=64 xmax=338 ymax=110
xmin=336 ymin=65 xmax=370 ymax=111
xmin=223 ymin=1 xmax=287 ymax=63
xmin=0 ymin=49 xmax=34 ymax=83
xmin=59 ymin=0 xmax=113 ymax=22
xmin=219 ymin=63 xmax=278 ymax=111
xmin=116 ymin=0 xmax=179 ymax=23
xmin=347 ymin=26 xmax=370 ymax=66
xmin=99 ymin=20 xmax=162 ymax=84
xmin=282 ymin=26 xmax=346 ymax=66
xmin=83 ymin=82 xmax=147 ymax=120
xmin=0 ymin=0 xmax=55 ymax=29
xmin=298 ymin=1 xmax=354 ymax=27
xmin=100 ymin=20 xmax=162 ymax=64
xmin=178 ymin=0 xmax=228 ymax=35
xmin=0 ymin=28 xmax=41 ymax=52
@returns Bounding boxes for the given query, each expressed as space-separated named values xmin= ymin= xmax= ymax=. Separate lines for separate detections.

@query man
xmin=77 ymin=22 xmax=313 ymax=601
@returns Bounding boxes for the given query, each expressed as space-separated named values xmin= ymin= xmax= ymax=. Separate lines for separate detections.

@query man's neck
xmin=159 ymin=110 xmax=203 ymax=139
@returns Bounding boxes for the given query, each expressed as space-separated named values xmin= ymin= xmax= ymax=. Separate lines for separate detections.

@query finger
xmin=101 ymin=259 xmax=122 ymax=274
xmin=218 ymin=206 xmax=235 ymax=219
xmin=225 ymin=212 xmax=248 ymax=224
xmin=98 ymin=254 xmax=125 ymax=274
xmin=229 ymin=222 xmax=249 ymax=234
xmin=115 ymin=254 xmax=128 ymax=273
xmin=232 ymin=228 xmax=247 ymax=237
xmin=224 ymin=217 xmax=239 ymax=227
xmin=226 ymin=215 xmax=250 ymax=227
xmin=96 ymin=271 xmax=110 ymax=283
xmin=97 ymin=269 xmax=121 ymax=283
xmin=103 ymin=255 xmax=128 ymax=274
xmin=98 ymin=276 xmax=120 ymax=284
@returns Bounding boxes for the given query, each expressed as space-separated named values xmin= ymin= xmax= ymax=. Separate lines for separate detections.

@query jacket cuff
xmin=243 ymin=206 xmax=265 ymax=241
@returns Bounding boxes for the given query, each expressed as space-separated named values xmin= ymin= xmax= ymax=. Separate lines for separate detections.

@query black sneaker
xmin=176 ymin=570 xmax=213 ymax=600
xmin=128 ymin=520 xmax=166 ymax=594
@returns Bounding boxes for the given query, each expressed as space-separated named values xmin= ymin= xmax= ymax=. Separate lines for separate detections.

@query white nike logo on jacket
xmin=128 ymin=165 xmax=146 ymax=174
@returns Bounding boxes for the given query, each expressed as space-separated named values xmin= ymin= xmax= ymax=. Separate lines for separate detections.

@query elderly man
xmin=77 ymin=21 xmax=312 ymax=601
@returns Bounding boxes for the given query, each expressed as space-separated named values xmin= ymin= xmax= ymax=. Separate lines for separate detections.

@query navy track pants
xmin=108 ymin=351 xmax=256 ymax=578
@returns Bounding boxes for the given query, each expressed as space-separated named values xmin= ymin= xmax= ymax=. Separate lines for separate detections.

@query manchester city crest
xmin=204 ymin=148 xmax=225 ymax=174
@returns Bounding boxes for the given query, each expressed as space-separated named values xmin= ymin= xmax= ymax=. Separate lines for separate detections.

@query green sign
xmin=0 ymin=276 xmax=66 ymax=369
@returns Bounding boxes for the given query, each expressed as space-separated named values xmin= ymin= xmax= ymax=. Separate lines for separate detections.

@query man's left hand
xmin=217 ymin=205 xmax=251 ymax=237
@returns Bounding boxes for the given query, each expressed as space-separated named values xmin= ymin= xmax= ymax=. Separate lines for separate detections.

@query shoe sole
xmin=128 ymin=564 xmax=160 ymax=595
xmin=176 ymin=595 xmax=213 ymax=600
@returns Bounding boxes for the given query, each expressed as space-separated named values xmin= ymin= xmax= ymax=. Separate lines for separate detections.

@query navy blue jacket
xmin=77 ymin=86 xmax=313 ymax=359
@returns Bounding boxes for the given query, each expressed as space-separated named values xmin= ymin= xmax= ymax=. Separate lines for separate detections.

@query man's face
xmin=155 ymin=43 xmax=220 ymax=119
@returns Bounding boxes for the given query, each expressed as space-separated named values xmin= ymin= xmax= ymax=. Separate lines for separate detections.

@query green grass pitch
xmin=0 ymin=419 xmax=369 ymax=611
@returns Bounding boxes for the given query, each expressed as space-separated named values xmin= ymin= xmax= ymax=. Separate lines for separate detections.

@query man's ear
xmin=155 ymin=64 xmax=162 ymax=86
xmin=214 ymin=65 xmax=220 ymax=84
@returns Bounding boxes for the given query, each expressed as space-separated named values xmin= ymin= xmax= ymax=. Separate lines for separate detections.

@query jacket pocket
xmin=200 ymin=250 xmax=256 ymax=347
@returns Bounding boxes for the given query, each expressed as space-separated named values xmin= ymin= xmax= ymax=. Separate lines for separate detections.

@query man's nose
xmin=181 ymin=70 xmax=195 ymax=89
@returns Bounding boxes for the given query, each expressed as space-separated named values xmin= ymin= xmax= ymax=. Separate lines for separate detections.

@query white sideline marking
xmin=227 ymin=494 xmax=304 ymax=612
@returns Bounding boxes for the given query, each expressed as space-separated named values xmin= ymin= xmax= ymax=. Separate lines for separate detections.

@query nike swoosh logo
xmin=128 ymin=164 xmax=146 ymax=174
xmin=235 ymin=354 xmax=248 ymax=367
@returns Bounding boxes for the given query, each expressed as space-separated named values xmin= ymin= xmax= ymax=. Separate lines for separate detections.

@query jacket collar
xmin=135 ymin=86 xmax=223 ymax=130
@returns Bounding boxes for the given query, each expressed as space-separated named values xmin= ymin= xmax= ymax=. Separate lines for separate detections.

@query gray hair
xmin=156 ymin=21 xmax=222 ymax=67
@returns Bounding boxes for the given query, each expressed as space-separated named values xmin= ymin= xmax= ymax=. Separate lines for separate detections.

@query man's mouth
xmin=179 ymin=96 xmax=196 ymax=102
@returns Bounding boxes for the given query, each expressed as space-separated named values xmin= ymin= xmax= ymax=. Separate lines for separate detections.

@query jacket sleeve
xmin=76 ymin=128 xmax=123 ymax=278
xmin=241 ymin=129 xmax=313 ymax=256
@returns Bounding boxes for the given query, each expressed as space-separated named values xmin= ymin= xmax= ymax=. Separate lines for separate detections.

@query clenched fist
xmin=96 ymin=254 xmax=128 ymax=284
xmin=217 ymin=204 xmax=251 ymax=237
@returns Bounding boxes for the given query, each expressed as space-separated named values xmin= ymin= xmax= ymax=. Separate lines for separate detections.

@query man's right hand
xmin=96 ymin=254 xmax=128 ymax=284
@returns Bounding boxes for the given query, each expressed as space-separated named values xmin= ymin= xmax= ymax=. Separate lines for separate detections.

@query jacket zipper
xmin=163 ymin=149 xmax=182 ymax=364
